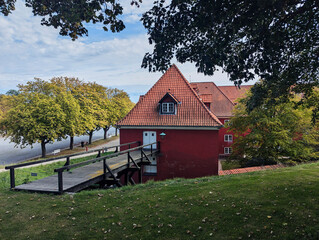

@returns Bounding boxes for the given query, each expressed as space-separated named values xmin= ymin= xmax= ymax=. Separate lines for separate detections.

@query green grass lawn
xmin=0 ymin=162 xmax=318 ymax=239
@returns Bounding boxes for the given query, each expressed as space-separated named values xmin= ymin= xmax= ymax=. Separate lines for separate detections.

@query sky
xmin=0 ymin=0 xmax=255 ymax=103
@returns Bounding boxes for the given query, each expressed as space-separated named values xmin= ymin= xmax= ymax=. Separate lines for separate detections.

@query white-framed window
xmin=224 ymin=147 xmax=232 ymax=154
xmin=224 ymin=134 xmax=233 ymax=142
xmin=162 ymin=102 xmax=175 ymax=114
xmin=224 ymin=119 xmax=230 ymax=124
xmin=144 ymin=156 xmax=157 ymax=174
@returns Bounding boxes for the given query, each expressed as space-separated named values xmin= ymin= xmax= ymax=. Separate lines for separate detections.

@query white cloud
xmin=0 ymin=1 xmax=159 ymax=96
xmin=121 ymin=0 xmax=159 ymax=15
xmin=123 ymin=14 xmax=141 ymax=23
xmin=0 ymin=0 xmax=252 ymax=103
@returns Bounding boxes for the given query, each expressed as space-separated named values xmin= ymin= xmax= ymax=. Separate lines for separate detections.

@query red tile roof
xmin=190 ymin=83 xmax=253 ymax=117
xmin=159 ymin=92 xmax=180 ymax=104
xmin=200 ymin=94 xmax=213 ymax=103
xmin=218 ymin=85 xmax=252 ymax=103
xmin=190 ymin=82 xmax=235 ymax=117
xmin=117 ymin=65 xmax=222 ymax=128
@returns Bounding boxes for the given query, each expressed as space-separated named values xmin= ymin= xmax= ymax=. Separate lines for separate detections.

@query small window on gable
xmin=162 ymin=102 xmax=175 ymax=114
xmin=159 ymin=92 xmax=179 ymax=115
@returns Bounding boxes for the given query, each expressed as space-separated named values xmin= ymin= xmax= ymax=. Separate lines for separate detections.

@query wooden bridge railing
xmin=5 ymin=141 xmax=141 ymax=190
xmin=54 ymin=141 xmax=160 ymax=193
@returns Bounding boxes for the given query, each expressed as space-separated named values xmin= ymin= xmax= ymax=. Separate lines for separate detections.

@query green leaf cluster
xmin=0 ymin=94 xmax=14 ymax=122
xmin=0 ymin=0 xmax=142 ymax=40
xmin=0 ymin=92 xmax=66 ymax=152
xmin=142 ymin=0 xmax=319 ymax=110
xmin=106 ymin=88 xmax=135 ymax=127
xmin=0 ymin=77 xmax=134 ymax=157
xmin=228 ymin=90 xmax=319 ymax=165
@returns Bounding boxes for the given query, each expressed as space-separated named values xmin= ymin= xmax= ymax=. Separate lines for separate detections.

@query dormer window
xmin=158 ymin=92 xmax=180 ymax=115
xmin=162 ymin=102 xmax=175 ymax=114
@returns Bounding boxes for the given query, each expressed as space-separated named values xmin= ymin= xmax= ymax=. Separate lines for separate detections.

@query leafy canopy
xmin=0 ymin=0 xmax=142 ymax=40
xmin=0 ymin=77 xmax=134 ymax=156
xmin=228 ymin=91 xmax=319 ymax=165
xmin=106 ymin=88 xmax=135 ymax=127
xmin=0 ymin=92 xmax=66 ymax=148
xmin=142 ymin=0 xmax=319 ymax=109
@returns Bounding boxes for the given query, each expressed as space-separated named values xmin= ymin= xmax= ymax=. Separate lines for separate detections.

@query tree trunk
xmin=103 ymin=127 xmax=109 ymax=140
xmin=70 ymin=136 xmax=74 ymax=150
xmin=115 ymin=127 xmax=118 ymax=136
xmin=41 ymin=140 xmax=46 ymax=158
xmin=89 ymin=131 xmax=93 ymax=144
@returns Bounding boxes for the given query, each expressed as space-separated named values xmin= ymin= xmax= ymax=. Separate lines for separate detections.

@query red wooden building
xmin=190 ymin=82 xmax=252 ymax=156
xmin=117 ymin=65 xmax=251 ymax=181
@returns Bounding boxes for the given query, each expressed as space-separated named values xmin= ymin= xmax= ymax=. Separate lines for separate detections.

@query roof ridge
xmin=211 ymin=82 xmax=236 ymax=106
xmin=117 ymin=67 xmax=175 ymax=125
xmin=118 ymin=67 xmax=175 ymax=125
xmin=172 ymin=65 xmax=222 ymax=126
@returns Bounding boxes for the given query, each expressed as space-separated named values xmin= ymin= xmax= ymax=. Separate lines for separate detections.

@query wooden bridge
xmin=5 ymin=141 xmax=160 ymax=194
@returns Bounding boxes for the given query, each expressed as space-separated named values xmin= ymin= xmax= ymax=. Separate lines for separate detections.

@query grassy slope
xmin=0 ymin=162 xmax=318 ymax=240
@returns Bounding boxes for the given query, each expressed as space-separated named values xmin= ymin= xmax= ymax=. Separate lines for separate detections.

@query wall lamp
xmin=160 ymin=132 xmax=166 ymax=140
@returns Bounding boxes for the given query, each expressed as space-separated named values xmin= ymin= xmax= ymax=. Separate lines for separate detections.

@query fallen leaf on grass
xmin=133 ymin=223 xmax=142 ymax=229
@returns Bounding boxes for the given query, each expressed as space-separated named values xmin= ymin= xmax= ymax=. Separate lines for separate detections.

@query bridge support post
xmin=138 ymin=168 xmax=142 ymax=183
xmin=65 ymin=157 xmax=70 ymax=172
xmin=103 ymin=158 xmax=106 ymax=181
xmin=125 ymin=152 xmax=130 ymax=185
xmin=10 ymin=168 xmax=15 ymax=189
xmin=58 ymin=171 xmax=63 ymax=193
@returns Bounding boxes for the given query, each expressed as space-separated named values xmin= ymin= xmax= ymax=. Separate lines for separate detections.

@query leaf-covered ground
xmin=0 ymin=162 xmax=318 ymax=239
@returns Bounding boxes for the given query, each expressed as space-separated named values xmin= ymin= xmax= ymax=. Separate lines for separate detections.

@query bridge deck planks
xmin=14 ymin=150 xmax=154 ymax=194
